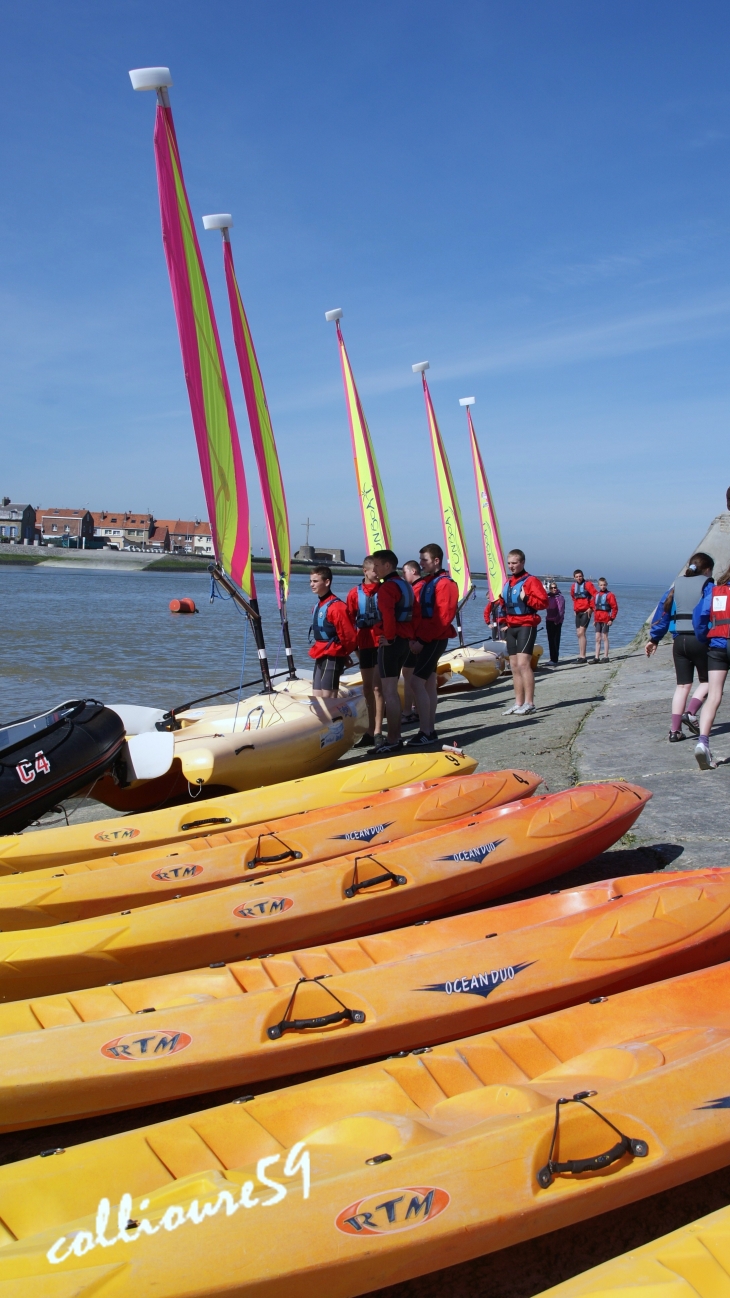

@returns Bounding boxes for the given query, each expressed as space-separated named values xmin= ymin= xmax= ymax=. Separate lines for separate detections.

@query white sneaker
xmin=502 ymin=704 xmax=520 ymax=715
xmin=695 ymin=740 xmax=717 ymax=770
xmin=515 ymin=702 xmax=536 ymax=715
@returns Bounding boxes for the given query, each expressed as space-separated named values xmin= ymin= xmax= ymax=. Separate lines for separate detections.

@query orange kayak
xmin=0 ymin=769 xmax=541 ymax=928
xmin=0 ymin=781 xmax=650 ymax=1002
xmin=0 ymin=749 xmax=477 ymax=874
xmin=2 ymin=959 xmax=730 ymax=1296
xmin=4 ymin=865 xmax=730 ymax=1132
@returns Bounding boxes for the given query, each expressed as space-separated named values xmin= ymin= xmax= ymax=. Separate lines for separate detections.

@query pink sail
xmin=466 ymin=405 xmax=506 ymax=604
xmin=153 ymin=103 xmax=252 ymax=595
xmin=333 ymin=319 xmax=392 ymax=553
xmin=222 ymin=237 xmax=290 ymax=606
xmin=419 ymin=373 xmax=472 ymax=601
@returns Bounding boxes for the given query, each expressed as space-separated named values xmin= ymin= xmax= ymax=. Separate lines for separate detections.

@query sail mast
xmin=129 ymin=67 xmax=273 ymax=692
xmin=413 ymin=362 xmax=473 ymax=642
xmin=460 ymin=397 xmax=506 ymax=606
xmin=326 ymin=309 xmax=392 ymax=554
xmin=203 ymin=214 xmax=296 ymax=680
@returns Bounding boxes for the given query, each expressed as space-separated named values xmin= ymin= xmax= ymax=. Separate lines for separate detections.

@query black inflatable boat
xmin=0 ymin=700 xmax=126 ymax=834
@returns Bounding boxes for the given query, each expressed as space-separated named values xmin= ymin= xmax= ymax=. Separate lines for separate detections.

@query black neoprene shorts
xmin=312 ymin=656 xmax=347 ymax=691
xmin=672 ymin=633 xmax=708 ymax=686
xmin=377 ymin=637 xmax=411 ymax=679
xmin=357 ymin=647 xmax=378 ymax=670
xmin=505 ymin=625 xmax=538 ymax=657
xmin=411 ymin=638 xmax=448 ymax=681
xmin=575 ymin=610 xmax=592 ymax=629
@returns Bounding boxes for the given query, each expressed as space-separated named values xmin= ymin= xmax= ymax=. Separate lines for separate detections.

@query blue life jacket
xmin=355 ymin=584 xmax=380 ymax=629
xmin=419 ymin=570 xmax=450 ymax=620
xmin=311 ymin=594 xmax=343 ymax=643
xmin=383 ymin=573 xmax=414 ymax=622
xmin=594 ymin=592 xmax=611 ymax=613
xmin=573 ymin=581 xmax=591 ymax=602
xmin=502 ymin=575 xmax=529 ymax=617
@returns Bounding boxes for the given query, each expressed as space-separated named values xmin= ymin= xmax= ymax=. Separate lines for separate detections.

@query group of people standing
xmin=648 ymin=551 xmax=730 ymax=769
xmin=308 ymin=543 xmax=458 ymax=754
xmin=308 ymin=545 xmax=621 ymax=748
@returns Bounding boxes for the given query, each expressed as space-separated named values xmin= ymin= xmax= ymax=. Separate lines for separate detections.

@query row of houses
xmin=0 ymin=500 xmax=213 ymax=556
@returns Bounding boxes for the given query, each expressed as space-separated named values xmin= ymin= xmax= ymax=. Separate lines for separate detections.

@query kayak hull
xmin=2 ymin=962 xmax=730 ymax=1294
xmin=0 ymin=781 xmax=650 ymax=1003
xmin=0 ymin=750 xmax=477 ymax=874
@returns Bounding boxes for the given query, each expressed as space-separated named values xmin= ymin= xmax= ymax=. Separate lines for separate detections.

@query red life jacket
xmin=709 ymin=585 xmax=730 ymax=639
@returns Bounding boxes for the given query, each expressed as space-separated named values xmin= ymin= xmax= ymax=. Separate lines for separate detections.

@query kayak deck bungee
xmin=0 ymin=749 xmax=477 ymax=874
xmin=0 ymin=782 xmax=650 ymax=1001
xmin=3 ymin=964 xmax=730 ymax=1295
xmin=0 ymin=769 xmax=541 ymax=928
xmin=0 ymin=871 xmax=677 ymax=1040
xmin=534 ymin=1202 xmax=730 ymax=1297
xmin=4 ymin=867 xmax=730 ymax=1132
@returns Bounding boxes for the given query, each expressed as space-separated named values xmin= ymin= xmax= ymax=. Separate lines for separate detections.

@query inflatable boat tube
xmin=0 ymin=769 xmax=542 ymax=928
xmin=1 ymin=961 xmax=730 ymax=1295
xmin=0 ymin=749 xmax=477 ymax=874
xmin=0 ymin=781 xmax=650 ymax=1004
xmin=0 ymin=701 xmax=125 ymax=835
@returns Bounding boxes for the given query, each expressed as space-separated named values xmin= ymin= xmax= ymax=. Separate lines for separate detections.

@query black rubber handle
xmin=249 ymin=849 xmax=302 ymax=868
xmin=537 ymin=1136 xmax=648 ymax=1188
xmin=180 ymin=817 xmax=232 ymax=832
xmin=267 ymin=1008 xmax=366 ymax=1040
xmin=345 ymin=873 xmax=407 ymax=898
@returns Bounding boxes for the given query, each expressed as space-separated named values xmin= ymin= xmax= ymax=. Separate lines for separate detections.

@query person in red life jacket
xmin=399 ymin=560 xmax=422 ymax=725
xmin=691 ymin=562 xmax=730 ymax=769
xmin=308 ymin=566 xmax=357 ymax=698
xmin=485 ymin=548 xmax=548 ymax=716
xmin=592 ymin=577 xmax=618 ymax=663
xmin=346 ymin=556 xmax=384 ymax=749
xmin=571 ymin=569 xmax=598 ymax=663
xmin=406 ymin=542 xmax=459 ymax=746
xmin=370 ymin=548 xmax=416 ymax=753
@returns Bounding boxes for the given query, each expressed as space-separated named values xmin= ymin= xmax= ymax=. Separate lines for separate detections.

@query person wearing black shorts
xmin=405 ymin=543 xmax=459 ymax=746
xmin=485 ymin=550 xmax=548 ymax=716
xmin=645 ymin=552 xmax=713 ymax=742
xmin=371 ymin=549 xmax=416 ymax=753
xmin=570 ymin=570 xmax=597 ymax=662
xmin=308 ymin=566 xmax=357 ymax=698
xmin=346 ymin=557 xmax=384 ymax=748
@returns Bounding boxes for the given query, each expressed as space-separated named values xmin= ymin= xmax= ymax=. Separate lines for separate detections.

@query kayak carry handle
xmin=345 ymin=854 xmax=408 ymax=898
xmin=249 ymin=833 xmax=303 ymax=868
xmin=267 ymin=975 xmax=366 ymax=1040
xmin=537 ymin=1093 xmax=648 ymax=1189
xmin=180 ymin=817 xmax=232 ymax=832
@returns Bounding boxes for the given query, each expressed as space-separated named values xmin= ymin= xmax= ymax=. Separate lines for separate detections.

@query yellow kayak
xmin=535 ymin=1203 xmax=730 ymax=1297
xmin=0 ymin=769 xmax=540 ymax=928
xmin=0 ymin=749 xmax=476 ymax=874
xmin=1 ymin=961 xmax=729 ymax=1295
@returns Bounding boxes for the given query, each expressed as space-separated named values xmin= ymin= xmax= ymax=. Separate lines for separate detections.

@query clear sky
xmin=1 ymin=1 xmax=729 ymax=582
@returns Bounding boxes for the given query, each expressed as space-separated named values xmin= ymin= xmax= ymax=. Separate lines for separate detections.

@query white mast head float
xmin=129 ymin=67 xmax=173 ymax=106
xmin=202 ymin=213 xmax=233 ymax=243
xmin=459 ymin=397 xmax=476 ymax=407
xmin=325 ymin=308 xmax=343 ymax=322
xmin=412 ymin=361 xmax=430 ymax=373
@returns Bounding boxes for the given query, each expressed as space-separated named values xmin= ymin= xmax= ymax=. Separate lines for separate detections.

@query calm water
xmin=0 ymin=566 xmax=664 ymax=722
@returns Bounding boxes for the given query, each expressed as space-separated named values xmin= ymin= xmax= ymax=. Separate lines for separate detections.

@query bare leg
xmin=411 ymin=672 xmax=439 ymax=734
xmin=699 ymin=669 xmax=728 ymax=738
xmin=511 ymin=654 xmax=535 ymax=705
xmin=360 ymin=666 xmax=383 ymax=735
xmin=594 ymin=628 xmax=601 ymax=659
xmin=402 ymin=666 xmax=416 ymax=715
xmin=379 ymin=676 xmax=402 ymax=743
xmin=671 ymin=682 xmax=692 ymax=717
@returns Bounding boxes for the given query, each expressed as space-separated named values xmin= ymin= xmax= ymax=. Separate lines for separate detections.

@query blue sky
xmin=1 ymin=1 xmax=729 ymax=582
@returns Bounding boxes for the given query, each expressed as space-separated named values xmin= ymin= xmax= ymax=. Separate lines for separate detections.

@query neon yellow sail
xmin=419 ymin=371 xmax=472 ymax=601
xmin=331 ymin=316 xmax=392 ymax=553
xmin=464 ymin=401 xmax=506 ymax=603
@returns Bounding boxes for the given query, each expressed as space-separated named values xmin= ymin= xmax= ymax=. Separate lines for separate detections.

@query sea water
xmin=0 ymin=566 xmax=664 ymax=722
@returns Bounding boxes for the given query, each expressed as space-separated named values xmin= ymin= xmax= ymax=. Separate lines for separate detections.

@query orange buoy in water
xmin=169 ymin=597 xmax=197 ymax=614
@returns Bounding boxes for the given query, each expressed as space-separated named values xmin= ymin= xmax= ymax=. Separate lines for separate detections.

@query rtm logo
xmin=151 ymin=864 xmax=204 ymax=882
xmin=332 ymin=822 xmax=393 ymax=844
xmin=95 ymin=827 xmax=141 ymax=842
xmin=336 ymin=1186 xmax=449 ymax=1236
xmin=16 ymin=751 xmax=51 ymax=785
xmin=233 ymin=897 xmax=294 ymax=920
xmin=101 ymin=1030 xmax=192 ymax=1061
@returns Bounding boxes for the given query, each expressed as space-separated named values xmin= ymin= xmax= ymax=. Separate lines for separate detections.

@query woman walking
xmin=692 ymin=564 xmax=730 ymax=769
xmin=645 ymin=552 xmax=714 ymax=742
xmin=545 ymin=581 xmax=565 ymax=666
